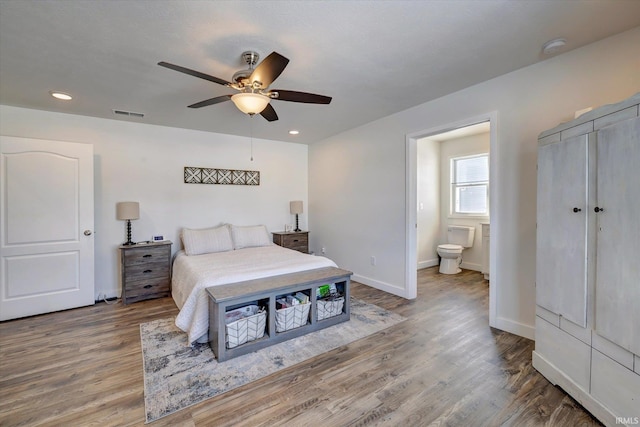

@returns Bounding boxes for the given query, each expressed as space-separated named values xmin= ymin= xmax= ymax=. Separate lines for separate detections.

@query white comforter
xmin=172 ymin=244 xmax=337 ymax=344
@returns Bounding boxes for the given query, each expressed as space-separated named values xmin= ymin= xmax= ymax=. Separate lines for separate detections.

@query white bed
xmin=172 ymin=226 xmax=337 ymax=344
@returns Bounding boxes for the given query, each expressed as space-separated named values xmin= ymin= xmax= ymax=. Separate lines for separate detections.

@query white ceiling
xmin=1 ymin=1 xmax=639 ymax=144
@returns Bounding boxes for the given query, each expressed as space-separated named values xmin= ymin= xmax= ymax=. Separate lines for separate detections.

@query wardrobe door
xmin=536 ymin=134 xmax=589 ymax=327
xmin=595 ymin=116 xmax=640 ymax=355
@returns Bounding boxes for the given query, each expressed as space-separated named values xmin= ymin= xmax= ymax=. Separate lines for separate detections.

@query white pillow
xmin=181 ymin=225 xmax=233 ymax=255
xmin=230 ymin=224 xmax=272 ymax=249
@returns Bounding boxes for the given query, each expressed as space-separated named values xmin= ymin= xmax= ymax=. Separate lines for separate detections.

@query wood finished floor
xmin=0 ymin=267 xmax=602 ymax=427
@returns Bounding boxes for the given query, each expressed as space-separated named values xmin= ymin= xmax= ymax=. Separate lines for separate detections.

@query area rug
xmin=140 ymin=298 xmax=405 ymax=423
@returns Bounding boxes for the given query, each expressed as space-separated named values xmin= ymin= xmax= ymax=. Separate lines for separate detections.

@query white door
xmin=595 ymin=116 xmax=640 ymax=354
xmin=536 ymin=134 xmax=589 ymax=327
xmin=0 ymin=136 xmax=94 ymax=320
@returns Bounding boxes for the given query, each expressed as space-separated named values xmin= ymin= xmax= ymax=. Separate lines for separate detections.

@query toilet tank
xmin=447 ymin=226 xmax=475 ymax=248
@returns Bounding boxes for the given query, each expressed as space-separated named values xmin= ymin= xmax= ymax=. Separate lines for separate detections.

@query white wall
xmin=438 ymin=132 xmax=490 ymax=271
xmin=0 ymin=107 xmax=308 ymax=299
xmin=309 ymin=27 xmax=640 ymax=339
xmin=416 ymin=138 xmax=440 ymax=269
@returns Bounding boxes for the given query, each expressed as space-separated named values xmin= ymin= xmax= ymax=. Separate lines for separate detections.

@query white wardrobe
xmin=534 ymin=93 xmax=640 ymax=426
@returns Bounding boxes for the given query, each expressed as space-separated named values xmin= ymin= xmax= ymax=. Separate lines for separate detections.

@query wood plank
xmin=0 ymin=267 xmax=602 ymax=426
xmin=206 ymin=266 xmax=351 ymax=302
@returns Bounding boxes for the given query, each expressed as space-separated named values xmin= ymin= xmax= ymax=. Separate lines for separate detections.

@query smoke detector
xmin=542 ymin=38 xmax=567 ymax=55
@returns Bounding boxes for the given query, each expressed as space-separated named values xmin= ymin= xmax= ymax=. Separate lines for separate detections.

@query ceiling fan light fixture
xmin=231 ymin=92 xmax=270 ymax=115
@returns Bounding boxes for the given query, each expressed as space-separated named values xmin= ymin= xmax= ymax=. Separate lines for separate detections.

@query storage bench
xmin=206 ymin=266 xmax=352 ymax=362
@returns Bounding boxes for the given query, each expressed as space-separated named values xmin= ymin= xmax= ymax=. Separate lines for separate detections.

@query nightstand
xmin=119 ymin=241 xmax=172 ymax=304
xmin=272 ymin=231 xmax=309 ymax=253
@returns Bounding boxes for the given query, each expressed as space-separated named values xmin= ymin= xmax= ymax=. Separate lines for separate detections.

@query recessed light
xmin=50 ymin=91 xmax=72 ymax=100
xmin=542 ymin=38 xmax=567 ymax=55
xmin=289 ymin=130 xmax=300 ymax=135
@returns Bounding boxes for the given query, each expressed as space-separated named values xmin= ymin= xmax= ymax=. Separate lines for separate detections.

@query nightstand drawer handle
xmin=293 ymin=239 xmax=299 ymax=242
xmin=143 ymin=269 xmax=152 ymax=273
xmin=144 ymin=284 xmax=152 ymax=289
xmin=143 ymin=254 xmax=153 ymax=258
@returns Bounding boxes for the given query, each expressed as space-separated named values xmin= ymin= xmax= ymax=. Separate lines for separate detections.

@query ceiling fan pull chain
xmin=250 ymin=116 xmax=254 ymax=162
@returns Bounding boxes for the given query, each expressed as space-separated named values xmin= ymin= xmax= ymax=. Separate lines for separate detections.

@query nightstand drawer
xmin=123 ymin=245 xmax=170 ymax=265
xmin=124 ymin=263 xmax=169 ymax=281
xmin=124 ymin=277 xmax=170 ymax=303
xmin=281 ymin=234 xmax=308 ymax=247
xmin=127 ymin=276 xmax=170 ymax=292
xmin=287 ymin=244 xmax=308 ymax=253
xmin=272 ymin=231 xmax=309 ymax=254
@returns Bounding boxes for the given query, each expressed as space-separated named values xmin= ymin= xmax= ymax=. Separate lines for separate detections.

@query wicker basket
xmin=317 ymin=296 xmax=345 ymax=320
xmin=275 ymin=303 xmax=310 ymax=332
xmin=225 ymin=307 xmax=267 ymax=349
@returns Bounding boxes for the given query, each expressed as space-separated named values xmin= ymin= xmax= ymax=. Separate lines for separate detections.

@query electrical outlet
xmin=321 ymin=247 xmax=326 ymax=254
xmin=371 ymin=256 xmax=376 ymax=266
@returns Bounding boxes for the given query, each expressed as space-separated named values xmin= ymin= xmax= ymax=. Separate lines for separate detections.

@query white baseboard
xmin=460 ymin=261 xmax=482 ymax=272
xmin=494 ymin=316 xmax=535 ymax=340
xmin=418 ymin=258 xmax=439 ymax=270
xmin=418 ymin=259 xmax=482 ymax=272
xmin=94 ymin=289 xmax=120 ymax=302
xmin=352 ymin=274 xmax=410 ymax=299
xmin=533 ymin=351 xmax=617 ymax=427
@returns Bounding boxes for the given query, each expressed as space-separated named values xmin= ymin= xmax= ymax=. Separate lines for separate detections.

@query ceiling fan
xmin=158 ymin=51 xmax=332 ymax=122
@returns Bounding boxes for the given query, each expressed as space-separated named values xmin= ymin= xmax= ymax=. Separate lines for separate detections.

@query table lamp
xmin=116 ymin=201 xmax=140 ymax=245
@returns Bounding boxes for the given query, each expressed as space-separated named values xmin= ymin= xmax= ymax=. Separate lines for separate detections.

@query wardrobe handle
xmin=573 ymin=207 xmax=582 ymax=213
xmin=594 ymin=206 xmax=604 ymax=213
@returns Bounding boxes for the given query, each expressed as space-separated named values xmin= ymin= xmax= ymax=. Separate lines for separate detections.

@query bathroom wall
xmin=439 ymin=131 xmax=490 ymax=271
xmin=417 ymin=138 xmax=440 ymax=269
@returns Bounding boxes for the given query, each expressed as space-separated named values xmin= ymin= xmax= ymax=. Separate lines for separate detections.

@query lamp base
xmin=294 ymin=214 xmax=301 ymax=232
xmin=123 ymin=219 xmax=136 ymax=246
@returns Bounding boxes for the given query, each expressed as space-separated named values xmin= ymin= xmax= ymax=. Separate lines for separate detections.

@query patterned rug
xmin=140 ymin=298 xmax=406 ymax=423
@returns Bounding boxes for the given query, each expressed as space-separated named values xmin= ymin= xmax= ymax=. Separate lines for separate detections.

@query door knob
xmin=594 ymin=207 xmax=604 ymax=213
xmin=84 ymin=230 xmax=93 ymax=236
xmin=573 ymin=207 xmax=582 ymax=213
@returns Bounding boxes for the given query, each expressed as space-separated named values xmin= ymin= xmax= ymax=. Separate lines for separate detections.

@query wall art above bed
xmin=184 ymin=167 xmax=260 ymax=186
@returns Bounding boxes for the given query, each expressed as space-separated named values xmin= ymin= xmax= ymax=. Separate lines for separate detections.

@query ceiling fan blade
xmin=271 ymin=89 xmax=332 ymax=104
xmin=188 ymin=95 xmax=232 ymax=109
xmin=158 ymin=61 xmax=231 ymax=86
xmin=260 ymin=103 xmax=279 ymax=122
xmin=249 ymin=52 xmax=289 ymax=88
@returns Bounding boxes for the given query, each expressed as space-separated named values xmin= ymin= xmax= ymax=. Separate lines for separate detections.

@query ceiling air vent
xmin=113 ymin=109 xmax=144 ymax=118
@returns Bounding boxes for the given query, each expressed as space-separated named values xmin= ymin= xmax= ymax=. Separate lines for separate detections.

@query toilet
xmin=437 ymin=226 xmax=475 ymax=274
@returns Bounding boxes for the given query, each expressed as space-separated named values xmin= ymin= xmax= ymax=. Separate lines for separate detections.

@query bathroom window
xmin=451 ymin=154 xmax=489 ymax=216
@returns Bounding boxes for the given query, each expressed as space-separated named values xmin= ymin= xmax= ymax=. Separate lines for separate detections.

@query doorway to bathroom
xmin=405 ymin=113 xmax=497 ymax=327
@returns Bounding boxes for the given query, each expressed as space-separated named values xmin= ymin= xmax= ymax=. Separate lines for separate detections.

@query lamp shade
xmin=116 ymin=201 xmax=140 ymax=220
xmin=290 ymin=200 xmax=303 ymax=215
xmin=231 ymin=92 xmax=270 ymax=115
